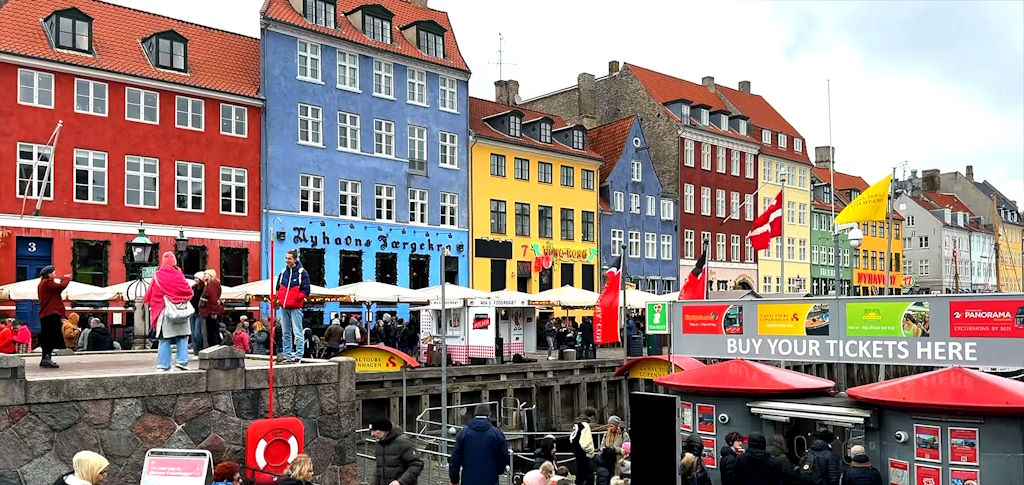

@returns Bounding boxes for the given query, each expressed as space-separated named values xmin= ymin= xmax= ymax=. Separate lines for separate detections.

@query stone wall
xmin=0 ymin=349 xmax=357 ymax=485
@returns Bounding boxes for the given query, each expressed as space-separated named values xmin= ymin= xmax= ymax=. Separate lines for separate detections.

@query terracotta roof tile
xmin=919 ymin=191 xmax=976 ymax=216
xmin=262 ymin=0 xmax=469 ymax=73
xmin=0 ymin=0 xmax=261 ymax=98
xmin=469 ymin=97 xmax=602 ymax=161
xmin=812 ymin=168 xmax=869 ymax=191
xmin=717 ymin=85 xmax=811 ymax=165
xmin=588 ymin=115 xmax=636 ymax=181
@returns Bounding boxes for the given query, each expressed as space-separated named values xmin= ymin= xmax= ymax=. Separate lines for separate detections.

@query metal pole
xmin=828 ymin=80 xmax=841 ymax=297
xmin=440 ymin=248 xmax=449 ymax=457
xmin=884 ymin=167 xmax=896 ymax=295
xmin=402 ymin=365 xmax=407 ymax=431
xmin=619 ymin=245 xmax=626 ymax=360
xmin=780 ymin=171 xmax=786 ymax=294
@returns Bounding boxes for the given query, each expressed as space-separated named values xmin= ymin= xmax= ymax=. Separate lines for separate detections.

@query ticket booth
xmin=418 ymin=298 xmax=537 ymax=365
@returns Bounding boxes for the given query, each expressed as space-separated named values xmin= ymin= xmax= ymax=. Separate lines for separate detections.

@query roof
xmin=975 ymin=180 xmax=1023 ymax=226
xmin=0 ymin=0 xmax=261 ymax=98
xmin=846 ymin=367 xmax=1024 ymax=415
xmin=469 ymin=97 xmax=603 ymax=160
xmin=653 ymin=359 xmax=835 ymax=396
xmin=588 ymin=116 xmax=636 ymax=181
xmin=612 ymin=355 xmax=705 ymax=378
xmin=716 ymin=85 xmax=811 ymax=165
xmin=262 ymin=0 xmax=469 ymax=73
xmin=919 ymin=191 xmax=976 ymax=216
xmin=812 ymin=168 xmax=868 ymax=191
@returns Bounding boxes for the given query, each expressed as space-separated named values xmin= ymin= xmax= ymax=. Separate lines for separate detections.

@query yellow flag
xmin=834 ymin=174 xmax=892 ymax=223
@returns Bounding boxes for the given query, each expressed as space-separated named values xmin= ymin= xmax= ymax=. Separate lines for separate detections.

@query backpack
xmin=796 ymin=451 xmax=827 ymax=485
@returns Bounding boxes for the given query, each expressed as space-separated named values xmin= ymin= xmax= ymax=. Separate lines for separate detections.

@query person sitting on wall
xmin=13 ymin=320 xmax=32 ymax=354
xmin=86 ymin=318 xmax=115 ymax=351
xmin=62 ymin=312 xmax=81 ymax=349
xmin=0 ymin=320 xmax=15 ymax=354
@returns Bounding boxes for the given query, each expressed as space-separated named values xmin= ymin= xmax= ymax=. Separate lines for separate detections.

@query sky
xmin=108 ymin=0 xmax=1024 ymax=207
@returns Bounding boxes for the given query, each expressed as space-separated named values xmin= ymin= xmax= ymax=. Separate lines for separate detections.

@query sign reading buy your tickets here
xmin=675 ymin=295 xmax=1024 ymax=367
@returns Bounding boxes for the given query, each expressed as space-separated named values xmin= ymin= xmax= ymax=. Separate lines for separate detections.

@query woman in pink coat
xmin=144 ymin=252 xmax=195 ymax=371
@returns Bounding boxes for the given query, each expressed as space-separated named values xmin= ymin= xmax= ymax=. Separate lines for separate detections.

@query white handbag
xmin=153 ymin=275 xmax=195 ymax=322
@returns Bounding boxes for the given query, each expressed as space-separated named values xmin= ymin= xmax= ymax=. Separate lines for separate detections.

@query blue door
xmin=15 ymin=237 xmax=53 ymax=334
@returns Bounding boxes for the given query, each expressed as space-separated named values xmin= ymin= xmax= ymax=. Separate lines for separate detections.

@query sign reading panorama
xmin=672 ymin=295 xmax=1024 ymax=367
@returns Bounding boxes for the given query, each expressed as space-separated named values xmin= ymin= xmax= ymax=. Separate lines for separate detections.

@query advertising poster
xmin=914 ymin=424 xmax=942 ymax=462
xmin=141 ymin=454 xmax=210 ymax=485
xmin=472 ymin=314 xmax=491 ymax=329
xmin=757 ymin=303 xmax=830 ymax=336
xmin=847 ymin=301 xmax=931 ymax=337
xmin=700 ymin=436 xmax=717 ymax=468
xmin=680 ymin=402 xmax=693 ymax=433
xmin=888 ymin=459 xmax=910 ymax=485
xmin=949 ymin=299 xmax=1024 ymax=338
xmin=681 ymin=304 xmax=743 ymax=335
xmin=948 ymin=427 xmax=979 ymax=465
xmin=915 ymin=464 xmax=941 ymax=485
xmin=696 ymin=403 xmax=716 ymax=435
xmin=647 ymin=302 xmax=670 ymax=334
xmin=949 ymin=468 xmax=979 ymax=485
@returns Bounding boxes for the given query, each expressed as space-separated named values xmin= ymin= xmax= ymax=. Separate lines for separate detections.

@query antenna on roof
xmin=488 ymin=33 xmax=517 ymax=80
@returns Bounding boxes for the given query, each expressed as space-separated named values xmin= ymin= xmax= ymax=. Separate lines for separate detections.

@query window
xmin=560 ymin=209 xmax=575 ymax=240
xmin=376 ymin=252 xmax=398 ymax=285
xmin=798 ymin=168 xmax=807 ymax=188
xmin=787 ymin=237 xmax=796 ymax=260
xmin=514 ymin=158 xmax=529 ymax=180
xmin=515 ymin=202 xmax=530 ymax=236
xmin=440 ymin=192 xmax=458 ymax=227
xmin=48 ymin=10 xmax=92 ymax=52
xmin=337 ymin=111 xmax=360 ymax=151
xmin=538 ymin=206 xmax=553 ymax=238
xmin=684 ymin=140 xmax=695 ymax=167
xmin=776 ymin=163 xmax=785 ymax=184
xmin=373 ymin=119 xmax=394 ymax=156
xmin=787 ymin=201 xmax=796 ymax=223
xmin=794 ymin=138 xmax=802 ymax=153
xmin=374 ymin=184 xmax=395 ymax=221
xmin=717 ymin=147 xmax=726 ymax=173
xmin=439 ymin=76 xmax=457 ymax=112
xmin=631 ymin=160 xmax=642 ymax=182
xmin=799 ymin=239 xmax=807 ymax=262
xmin=72 ymin=240 xmax=108 ymax=287
xmin=745 ymin=153 xmax=754 ymax=179
xmin=646 ymin=196 xmax=656 ymax=216
xmin=571 ymin=129 xmax=584 ymax=150
xmin=490 ymin=199 xmax=506 ymax=233
xmin=778 ymin=133 xmax=787 ymax=148
xmin=628 ymin=231 xmax=641 ymax=257
xmin=124 ymin=155 xmax=158 ymax=207
xmin=439 ymin=132 xmax=458 ymax=168
xmin=731 ymin=235 xmax=741 ymax=262
xmin=701 ymin=144 xmax=711 ymax=170
xmin=681 ymin=104 xmax=691 ymax=123
xmin=630 ymin=193 xmax=640 ymax=214
xmin=220 ymin=104 xmax=247 ymax=137
xmin=644 ymin=233 xmax=656 ymax=259
xmin=16 ymin=143 xmax=52 ymax=199
xmin=582 ymin=211 xmax=595 ymax=242
xmin=372 ymin=59 xmax=394 ymax=97
xmin=74 ymin=79 xmax=106 ymax=116
xmin=906 ymin=215 xmax=915 ymax=227
xmin=919 ymin=260 xmax=929 ymax=275
xmin=661 ymin=199 xmax=674 ymax=220
xmin=745 ymin=240 xmax=754 ymax=262
xmin=540 ymin=123 xmax=552 ymax=143
xmin=611 ymin=230 xmax=624 ymax=256
xmin=409 ymin=254 xmax=430 ymax=290
xmin=811 ymin=245 xmax=819 ymax=265
xmin=297 ymin=40 xmax=321 ymax=82
xmin=175 ymin=161 xmax=204 ymax=211
xmin=701 ymin=187 xmax=711 ymax=216
xmin=762 ymin=129 xmax=771 ymax=145
xmin=613 ymin=191 xmax=624 ymax=212
xmin=125 ymin=87 xmax=158 ymax=123
xmin=490 ymin=153 xmax=506 ymax=177
xmin=296 ymin=104 xmax=323 ymax=146
xmin=215 ymin=167 xmax=246 ymax=215
xmin=581 ymin=169 xmax=594 ymax=190
xmin=332 ymin=49 xmax=360 ymax=90
xmin=418 ymin=29 xmax=444 ymax=58
xmin=716 ymin=233 xmax=726 ymax=261
xmin=716 ymin=189 xmax=726 ymax=218
xmin=299 ymin=173 xmax=324 ymax=214
xmin=538 ymin=162 xmax=553 ymax=184
xmin=745 ymin=194 xmax=754 ymax=221
xmin=74 ymin=149 xmax=106 ymax=204
xmin=408 ymin=188 xmax=428 ymax=225
xmin=684 ymin=184 xmax=695 ymax=213
xmin=334 ymin=179 xmax=361 ymax=218
xmin=303 ymin=0 xmax=335 ymax=28
xmin=738 ymin=119 xmax=747 ymax=135
xmin=175 ymin=96 xmax=204 ymax=130
xmin=363 ymin=14 xmax=392 ymax=44
xmin=407 ymin=68 xmax=426 ymax=105
xmin=558 ymin=165 xmax=574 ymax=187
xmin=152 ymin=34 xmax=187 ymax=71
xmin=798 ymin=203 xmax=807 ymax=225
xmin=762 ymin=158 xmax=772 ymax=182
xmin=903 ymin=257 xmax=912 ymax=274
xmin=700 ymin=109 xmax=709 ymax=126
xmin=661 ymin=235 xmax=672 ymax=260
xmin=684 ymin=230 xmax=695 ymax=259
xmin=407 ymin=125 xmax=426 ymax=172
xmin=509 ymin=115 xmax=522 ymax=137
xmin=919 ymin=236 xmax=929 ymax=248
xmin=762 ymin=276 xmax=772 ymax=293
xmin=730 ymin=192 xmax=740 ymax=219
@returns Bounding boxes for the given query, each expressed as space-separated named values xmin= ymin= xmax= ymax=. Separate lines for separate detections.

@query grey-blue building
xmin=590 ymin=116 xmax=678 ymax=293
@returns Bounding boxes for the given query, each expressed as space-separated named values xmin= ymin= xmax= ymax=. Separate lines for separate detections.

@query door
xmin=15 ymin=237 xmax=53 ymax=334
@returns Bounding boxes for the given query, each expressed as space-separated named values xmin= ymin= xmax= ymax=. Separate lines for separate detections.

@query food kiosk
xmin=418 ymin=296 xmax=537 ymax=364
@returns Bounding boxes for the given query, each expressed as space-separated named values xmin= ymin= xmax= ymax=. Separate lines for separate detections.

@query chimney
xmin=405 ymin=0 xmax=429 ymax=6
xmin=577 ymin=72 xmax=597 ymax=128
xmin=814 ymin=146 xmax=835 ymax=170
xmin=922 ymin=169 xmax=941 ymax=192
xmin=965 ymin=165 xmax=974 ymax=182
xmin=702 ymin=76 xmax=715 ymax=92
xmin=494 ymin=79 xmax=519 ymax=105
xmin=608 ymin=60 xmax=620 ymax=76
xmin=738 ymin=80 xmax=751 ymax=94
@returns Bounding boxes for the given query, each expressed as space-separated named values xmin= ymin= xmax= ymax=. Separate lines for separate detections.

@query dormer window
xmin=778 ymin=133 xmax=788 ymax=149
xmin=720 ymin=115 xmax=729 ymax=131
xmin=738 ymin=119 xmax=747 ymax=136
xmin=143 ymin=31 xmax=188 ymax=72
xmin=44 ymin=8 xmax=92 ymax=54
xmin=700 ymin=109 xmax=709 ymax=126
xmin=572 ymin=129 xmax=584 ymax=150
xmin=540 ymin=122 xmax=552 ymax=143
xmin=794 ymin=138 xmax=802 ymax=153
xmin=762 ymin=129 xmax=771 ymax=145
xmin=358 ymin=5 xmax=394 ymax=44
xmin=681 ymin=104 xmax=691 ymax=125
xmin=509 ymin=115 xmax=522 ymax=137
xmin=412 ymin=21 xmax=446 ymax=59
xmin=303 ymin=0 xmax=336 ymax=28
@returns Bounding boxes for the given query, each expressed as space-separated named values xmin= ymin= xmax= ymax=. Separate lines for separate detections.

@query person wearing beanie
xmin=62 ymin=312 xmax=81 ymax=349
xmin=212 ymin=461 xmax=240 ymax=485
xmin=370 ymin=418 xmax=423 ymax=485
xmin=735 ymin=433 xmax=783 ymax=485
xmin=54 ymin=450 xmax=109 ymax=484
xmin=450 ymin=404 xmax=509 ymax=485
xmin=37 ymin=265 xmax=70 ymax=368
xmin=840 ymin=445 xmax=882 ymax=485
xmin=602 ymin=415 xmax=630 ymax=476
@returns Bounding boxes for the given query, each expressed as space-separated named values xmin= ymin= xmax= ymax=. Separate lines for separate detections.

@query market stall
xmin=417 ymin=293 xmax=537 ymax=365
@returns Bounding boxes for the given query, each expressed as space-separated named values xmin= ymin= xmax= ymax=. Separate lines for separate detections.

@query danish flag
xmin=747 ymin=191 xmax=783 ymax=251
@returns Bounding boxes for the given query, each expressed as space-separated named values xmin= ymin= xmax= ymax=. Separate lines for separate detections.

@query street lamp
xmin=127 ymin=221 xmax=154 ymax=350
xmin=175 ymin=227 xmax=189 ymax=273
xmin=128 ymin=221 xmax=154 ymax=266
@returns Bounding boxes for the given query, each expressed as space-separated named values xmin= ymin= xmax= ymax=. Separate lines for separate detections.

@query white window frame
xmin=337 ymin=111 xmax=361 ymax=152
xmin=220 ymin=103 xmax=248 ymax=137
xmin=629 ymin=193 xmax=641 ymax=214
xmin=408 ymin=125 xmax=427 ymax=172
xmin=716 ymin=233 xmax=726 ymax=261
xmin=174 ymin=160 xmax=205 ymax=212
xmin=794 ymin=138 xmax=802 ymax=153
xmin=701 ymin=144 xmax=711 ymax=170
xmin=684 ymin=230 xmax=695 ymax=259
xmin=373 ymin=59 xmax=394 ymax=99
xmin=407 ymin=67 xmax=427 ymax=106
xmin=18 ymin=69 xmax=54 ymax=109
xmin=631 ymin=160 xmax=642 ymax=182
xmin=661 ymin=235 xmax=672 ymax=261
xmin=440 ymin=192 xmax=458 ymax=227
xmin=297 ymin=103 xmax=323 ymax=146
xmin=439 ymin=131 xmax=458 ymax=168
xmin=175 ymin=95 xmax=204 ymax=131
xmin=799 ymin=239 xmax=807 ymax=262
xmin=716 ymin=189 xmax=726 ymax=218
xmin=701 ymin=187 xmax=711 ymax=216
xmin=661 ymin=199 xmax=674 ymax=220
xmin=745 ymin=194 xmax=754 ymax=221
xmin=297 ymin=39 xmax=322 ymax=83
xmin=684 ymin=139 xmax=695 ymax=167
xmin=628 ymin=231 xmax=641 ymax=258
xmin=439 ymin=76 xmax=458 ymax=113
xmin=338 ymin=179 xmax=361 ymax=219
xmin=373 ymin=119 xmax=395 ymax=157
xmin=716 ymin=147 xmax=726 ymax=173
xmin=610 ymin=230 xmax=624 ymax=256
xmin=681 ymin=104 xmax=691 ymax=123
xmin=375 ymin=184 xmax=396 ymax=221
xmin=745 ymin=239 xmax=754 ymax=262
xmin=613 ymin=191 xmax=624 ymax=212
xmin=646 ymin=195 xmax=656 ymax=216
xmin=73 ymin=148 xmax=107 ymax=204
xmin=124 ymin=155 xmax=159 ymax=208
xmin=219 ymin=166 xmax=247 ymax=216
xmin=644 ymin=233 xmax=657 ymax=260
xmin=684 ymin=184 xmax=694 ymax=214
xmin=74 ymin=78 xmax=107 ymax=116
xmin=738 ymin=119 xmax=747 ymax=136
xmin=731 ymin=191 xmax=740 ymax=219
xmin=125 ymin=87 xmax=159 ymax=124
xmin=700 ymin=108 xmax=709 ymax=126
xmin=16 ymin=143 xmax=53 ymax=200
xmin=408 ymin=188 xmax=428 ymax=225
xmin=731 ymin=150 xmax=740 ymax=176
xmin=778 ymin=133 xmax=787 ymax=148
xmin=336 ymin=49 xmax=359 ymax=91
xmin=731 ymin=235 xmax=741 ymax=262
xmin=745 ymin=153 xmax=754 ymax=179
xmin=299 ymin=173 xmax=324 ymax=215
xmin=799 ymin=203 xmax=807 ymax=225
xmin=762 ymin=129 xmax=771 ymax=145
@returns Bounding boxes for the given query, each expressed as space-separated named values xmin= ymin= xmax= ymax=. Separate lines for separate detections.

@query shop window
xmin=560 ymin=263 xmax=574 ymax=287
xmin=409 ymin=254 xmax=430 ymax=290
xmin=517 ymin=261 xmax=531 ymax=293
xmin=123 ymin=242 xmax=158 ymax=281
xmin=339 ymin=250 xmax=363 ymax=285
xmin=376 ymin=252 xmax=397 ymax=284
xmin=182 ymin=245 xmax=207 ymax=276
xmin=72 ymin=239 xmax=108 ymax=287
xmin=581 ymin=264 xmax=594 ymax=291
xmin=220 ymin=247 xmax=249 ymax=287
xmin=299 ymin=247 xmax=326 ymax=286
xmin=444 ymin=255 xmax=459 ymax=285
xmin=539 ymin=267 xmax=553 ymax=291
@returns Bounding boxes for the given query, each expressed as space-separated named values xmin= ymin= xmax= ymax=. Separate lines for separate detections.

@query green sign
xmin=846 ymin=301 xmax=931 ymax=337
xmin=647 ymin=302 xmax=670 ymax=335
xmin=141 ymin=266 xmax=158 ymax=279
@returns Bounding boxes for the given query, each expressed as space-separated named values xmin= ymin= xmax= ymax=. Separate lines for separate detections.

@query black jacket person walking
xmin=736 ymin=433 xmax=783 ymax=485
xmin=370 ymin=419 xmax=423 ymax=485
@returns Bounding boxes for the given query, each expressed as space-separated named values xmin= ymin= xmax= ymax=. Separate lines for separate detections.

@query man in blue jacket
xmin=449 ymin=404 xmax=509 ymax=485
xmin=275 ymin=250 xmax=310 ymax=363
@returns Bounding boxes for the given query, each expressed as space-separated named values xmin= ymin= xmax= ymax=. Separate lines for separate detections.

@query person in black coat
xmin=805 ymin=434 xmax=842 ymax=485
xmin=719 ymin=431 xmax=743 ymax=485
xmin=86 ymin=320 xmax=115 ymax=351
xmin=840 ymin=445 xmax=883 ymax=485
xmin=736 ymin=433 xmax=783 ymax=485
xmin=595 ymin=447 xmax=617 ymax=485
xmin=449 ymin=405 xmax=509 ymax=485
xmin=533 ymin=435 xmax=557 ymax=469
xmin=682 ymin=434 xmax=712 ymax=485
xmin=579 ymin=318 xmax=595 ymax=359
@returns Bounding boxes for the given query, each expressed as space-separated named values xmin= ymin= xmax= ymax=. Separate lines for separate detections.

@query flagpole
xmin=619 ymin=247 xmax=626 ymax=359
xmin=780 ymin=176 xmax=786 ymax=295
xmin=884 ymin=166 xmax=896 ymax=295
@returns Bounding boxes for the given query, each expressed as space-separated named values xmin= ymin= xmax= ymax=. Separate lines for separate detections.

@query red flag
xmin=748 ymin=191 xmax=783 ymax=251
xmin=593 ymin=256 xmax=621 ymax=344
xmin=680 ymin=241 xmax=708 ymax=300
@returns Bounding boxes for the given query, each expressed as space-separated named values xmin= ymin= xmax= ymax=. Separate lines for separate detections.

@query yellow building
xmin=995 ymin=218 xmax=1023 ymax=293
xmin=468 ymin=96 xmax=603 ymax=293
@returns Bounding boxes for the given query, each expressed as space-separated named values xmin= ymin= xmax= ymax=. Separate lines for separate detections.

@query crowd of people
xmin=542 ymin=317 xmax=598 ymax=360
xmin=49 ymin=450 xmax=318 ymax=485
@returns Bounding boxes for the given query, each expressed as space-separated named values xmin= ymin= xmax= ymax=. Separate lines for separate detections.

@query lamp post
xmin=175 ymin=227 xmax=189 ymax=274
xmin=127 ymin=221 xmax=154 ymax=349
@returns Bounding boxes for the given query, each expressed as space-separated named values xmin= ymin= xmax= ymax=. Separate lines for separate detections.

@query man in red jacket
xmin=37 ymin=265 xmax=70 ymax=368
xmin=275 ymin=250 xmax=310 ymax=363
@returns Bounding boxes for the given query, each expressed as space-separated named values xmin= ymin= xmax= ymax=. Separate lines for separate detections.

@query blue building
xmin=589 ymin=116 xmax=678 ymax=293
xmin=260 ymin=0 xmax=470 ymax=322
